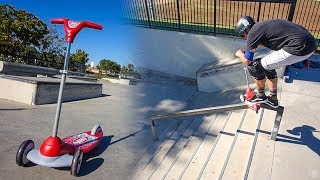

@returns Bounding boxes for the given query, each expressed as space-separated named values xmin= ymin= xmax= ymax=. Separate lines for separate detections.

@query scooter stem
xmin=52 ymin=42 xmax=72 ymax=137
xmin=244 ymin=67 xmax=250 ymax=89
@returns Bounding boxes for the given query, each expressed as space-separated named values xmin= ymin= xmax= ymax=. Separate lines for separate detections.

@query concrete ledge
xmin=197 ymin=49 xmax=285 ymax=92
xmin=0 ymin=75 xmax=102 ymax=105
xmin=0 ymin=61 xmax=85 ymax=77
xmin=102 ymin=77 xmax=137 ymax=85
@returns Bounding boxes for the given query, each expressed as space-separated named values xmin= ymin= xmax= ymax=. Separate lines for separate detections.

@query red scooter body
xmin=16 ymin=18 xmax=104 ymax=177
xmin=239 ymin=67 xmax=261 ymax=113
xmin=39 ymin=130 xmax=103 ymax=157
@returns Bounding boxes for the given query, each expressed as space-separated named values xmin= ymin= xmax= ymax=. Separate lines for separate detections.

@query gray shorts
xmin=260 ymin=49 xmax=314 ymax=70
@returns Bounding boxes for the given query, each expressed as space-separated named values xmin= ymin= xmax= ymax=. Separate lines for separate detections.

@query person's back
xmin=247 ymin=19 xmax=316 ymax=56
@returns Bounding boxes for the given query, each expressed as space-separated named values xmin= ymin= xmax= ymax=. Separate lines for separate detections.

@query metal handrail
xmin=149 ymin=103 xmax=284 ymax=141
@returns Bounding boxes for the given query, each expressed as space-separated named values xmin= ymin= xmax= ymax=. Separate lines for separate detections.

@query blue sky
xmin=2 ymin=0 xmax=134 ymax=66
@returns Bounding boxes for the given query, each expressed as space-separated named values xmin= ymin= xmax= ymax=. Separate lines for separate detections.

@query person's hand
xmin=235 ymin=50 xmax=244 ymax=57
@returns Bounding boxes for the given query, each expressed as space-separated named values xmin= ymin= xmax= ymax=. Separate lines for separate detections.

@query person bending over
xmin=235 ymin=16 xmax=316 ymax=108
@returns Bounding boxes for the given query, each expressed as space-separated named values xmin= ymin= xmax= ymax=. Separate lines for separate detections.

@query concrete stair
xmin=134 ymin=107 xmax=278 ymax=180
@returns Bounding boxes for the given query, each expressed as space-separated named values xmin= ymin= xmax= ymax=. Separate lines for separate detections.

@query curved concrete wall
xmin=129 ymin=27 xmax=247 ymax=79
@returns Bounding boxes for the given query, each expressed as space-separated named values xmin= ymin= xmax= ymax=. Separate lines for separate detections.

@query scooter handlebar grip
xmin=83 ymin=21 xmax=103 ymax=30
xmin=50 ymin=18 xmax=67 ymax=24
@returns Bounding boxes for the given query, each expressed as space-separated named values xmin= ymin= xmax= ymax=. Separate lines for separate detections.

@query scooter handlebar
xmin=50 ymin=18 xmax=66 ymax=25
xmin=82 ymin=21 xmax=103 ymax=30
xmin=50 ymin=18 xmax=103 ymax=43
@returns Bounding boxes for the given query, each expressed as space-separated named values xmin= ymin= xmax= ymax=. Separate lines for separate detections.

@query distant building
xmin=86 ymin=66 xmax=100 ymax=73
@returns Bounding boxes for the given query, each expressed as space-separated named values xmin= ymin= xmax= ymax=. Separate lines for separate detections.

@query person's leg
xmin=266 ymin=78 xmax=279 ymax=107
xmin=255 ymin=78 xmax=266 ymax=97
xmin=266 ymin=78 xmax=277 ymax=91
xmin=247 ymin=60 xmax=267 ymax=103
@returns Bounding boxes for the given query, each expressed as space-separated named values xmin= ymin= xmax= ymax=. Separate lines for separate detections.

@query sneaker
xmin=266 ymin=97 xmax=279 ymax=108
xmin=248 ymin=94 xmax=268 ymax=104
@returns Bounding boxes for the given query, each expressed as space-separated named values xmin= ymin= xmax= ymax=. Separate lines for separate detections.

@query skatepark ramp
xmin=134 ymin=103 xmax=284 ymax=179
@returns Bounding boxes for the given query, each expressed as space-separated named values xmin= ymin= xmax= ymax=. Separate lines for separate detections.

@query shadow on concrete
xmin=77 ymin=135 xmax=114 ymax=176
xmin=0 ymin=108 xmax=28 ymax=111
xmin=260 ymin=125 xmax=320 ymax=156
xmin=78 ymin=158 xmax=104 ymax=176
xmin=110 ymin=124 xmax=150 ymax=146
xmin=101 ymin=94 xmax=111 ymax=97
xmin=79 ymin=124 xmax=150 ymax=176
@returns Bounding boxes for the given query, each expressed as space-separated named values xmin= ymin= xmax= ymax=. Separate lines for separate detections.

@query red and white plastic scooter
xmin=16 ymin=18 xmax=103 ymax=176
xmin=239 ymin=67 xmax=261 ymax=113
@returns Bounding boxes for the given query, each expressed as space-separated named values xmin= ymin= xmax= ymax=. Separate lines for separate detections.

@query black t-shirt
xmin=247 ymin=19 xmax=316 ymax=56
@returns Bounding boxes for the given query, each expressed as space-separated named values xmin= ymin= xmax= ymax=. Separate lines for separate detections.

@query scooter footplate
xmin=27 ymin=149 xmax=73 ymax=167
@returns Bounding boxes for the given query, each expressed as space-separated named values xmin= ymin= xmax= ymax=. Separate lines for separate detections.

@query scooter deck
xmin=62 ymin=131 xmax=103 ymax=153
xmin=240 ymin=94 xmax=261 ymax=113
xmin=244 ymin=100 xmax=261 ymax=113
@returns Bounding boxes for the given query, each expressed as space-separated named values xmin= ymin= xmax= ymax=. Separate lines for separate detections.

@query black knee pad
xmin=265 ymin=69 xmax=277 ymax=79
xmin=247 ymin=59 xmax=266 ymax=80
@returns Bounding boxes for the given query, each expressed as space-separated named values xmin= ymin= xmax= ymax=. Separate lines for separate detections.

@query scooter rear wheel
xmin=70 ymin=148 xmax=83 ymax=176
xmin=16 ymin=140 xmax=34 ymax=166
xmin=90 ymin=124 xmax=102 ymax=135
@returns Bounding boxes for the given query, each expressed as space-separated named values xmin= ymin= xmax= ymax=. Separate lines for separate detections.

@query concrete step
xmin=199 ymin=110 xmax=246 ymax=180
xmin=221 ymin=109 xmax=261 ymax=180
xmin=175 ymin=112 xmax=230 ymax=179
xmin=247 ymin=109 xmax=277 ymax=180
xmin=158 ymin=113 xmax=219 ymax=179
xmin=135 ymin=116 xmax=201 ymax=179
xmin=134 ymin=119 xmax=183 ymax=177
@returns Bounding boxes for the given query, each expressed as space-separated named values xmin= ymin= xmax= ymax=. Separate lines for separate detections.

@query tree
xmin=120 ymin=64 xmax=141 ymax=78
xmin=70 ymin=49 xmax=89 ymax=64
xmin=120 ymin=65 xmax=128 ymax=75
xmin=127 ymin=64 xmax=134 ymax=74
xmin=0 ymin=4 xmax=49 ymax=51
xmin=39 ymin=26 xmax=65 ymax=60
xmin=99 ymin=59 xmax=121 ymax=74
xmin=0 ymin=4 xmax=67 ymax=69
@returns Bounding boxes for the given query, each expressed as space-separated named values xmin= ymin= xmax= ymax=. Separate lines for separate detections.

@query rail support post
xmin=150 ymin=120 xmax=158 ymax=141
xmin=270 ymin=106 xmax=284 ymax=141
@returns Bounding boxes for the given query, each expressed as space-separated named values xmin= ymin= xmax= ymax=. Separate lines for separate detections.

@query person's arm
xmin=235 ymin=49 xmax=256 ymax=65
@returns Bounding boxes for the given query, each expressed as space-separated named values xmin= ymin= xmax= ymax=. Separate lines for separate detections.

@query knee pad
xmin=265 ymin=69 xmax=277 ymax=79
xmin=247 ymin=60 xmax=266 ymax=80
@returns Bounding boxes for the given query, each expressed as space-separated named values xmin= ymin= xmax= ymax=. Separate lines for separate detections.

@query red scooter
xmin=239 ymin=67 xmax=261 ymax=113
xmin=16 ymin=18 xmax=103 ymax=176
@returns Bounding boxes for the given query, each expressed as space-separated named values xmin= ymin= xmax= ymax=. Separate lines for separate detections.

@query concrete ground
xmin=0 ymin=79 xmax=196 ymax=180
xmin=0 ymin=65 xmax=320 ymax=180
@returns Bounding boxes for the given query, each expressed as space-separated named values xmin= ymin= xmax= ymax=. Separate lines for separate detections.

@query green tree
xmin=0 ymin=4 xmax=49 ymax=50
xmin=127 ymin=64 xmax=135 ymax=75
xmin=0 ymin=4 xmax=66 ymax=69
xmin=120 ymin=65 xmax=128 ymax=75
xmin=120 ymin=64 xmax=141 ymax=78
xmin=39 ymin=26 xmax=65 ymax=60
xmin=99 ymin=59 xmax=121 ymax=74
xmin=70 ymin=49 xmax=89 ymax=64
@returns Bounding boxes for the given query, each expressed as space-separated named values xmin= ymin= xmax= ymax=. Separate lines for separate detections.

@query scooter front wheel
xmin=16 ymin=140 xmax=34 ymax=166
xmin=240 ymin=94 xmax=246 ymax=102
xmin=90 ymin=124 xmax=102 ymax=135
xmin=70 ymin=148 xmax=83 ymax=176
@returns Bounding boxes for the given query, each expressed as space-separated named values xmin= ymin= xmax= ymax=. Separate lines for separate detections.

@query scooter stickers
xmin=62 ymin=131 xmax=102 ymax=153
